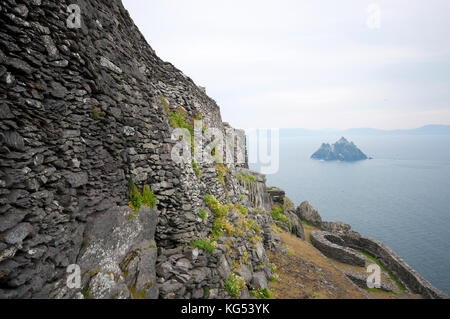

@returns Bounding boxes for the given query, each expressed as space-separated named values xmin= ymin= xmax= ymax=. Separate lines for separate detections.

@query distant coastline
xmin=278 ymin=125 xmax=450 ymax=138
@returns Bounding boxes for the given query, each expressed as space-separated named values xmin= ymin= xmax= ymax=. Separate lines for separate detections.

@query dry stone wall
xmin=0 ymin=0 xmax=291 ymax=299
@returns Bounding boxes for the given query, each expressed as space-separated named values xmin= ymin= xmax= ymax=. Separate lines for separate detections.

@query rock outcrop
xmin=296 ymin=201 xmax=322 ymax=227
xmin=311 ymin=137 xmax=368 ymax=162
xmin=268 ymin=189 xmax=305 ymax=241
xmin=52 ymin=206 xmax=159 ymax=299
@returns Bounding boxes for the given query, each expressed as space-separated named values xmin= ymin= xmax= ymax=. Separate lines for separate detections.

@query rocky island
xmin=311 ymin=137 xmax=369 ymax=162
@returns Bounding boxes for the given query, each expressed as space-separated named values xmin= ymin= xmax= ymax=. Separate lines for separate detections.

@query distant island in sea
xmin=311 ymin=137 xmax=369 ymax=162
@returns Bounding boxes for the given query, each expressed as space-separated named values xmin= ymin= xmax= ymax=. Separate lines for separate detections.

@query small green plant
xmin=301 ymin=220 xmax=314 ymax=227
xmin=235 ymin=204 xmax=247 ymax=216
xmin=225 ymin=273 xmax=246 ymax=299
xmin=270 ymin=263 xmax=277 ymax=274
xmin=142 ymin=185 xmax=156 ymax=209
xmin=237 ymin=173 xmax=256 ymax=190
xmin=128 ymin=183 xmax=143 ymax=211
xmin=128 ymin=214 xmax=137 ymax=221
xmin=271 ymin=205 xmax=288 ymax=223
xmin=249 ymin=288 xmax=273 ymax=299
xmin=285 ymin=247 xmax=293 ymax=256
xmin=191 ymin=239 xmax=216 ymax=253
xmin=129 ymin=286 xmax=147 ymax=299
xmin=283 ymin=197 xmax=294 ymax=211
xmin=91 ymin=106 xmax=106 ymax=120
xmin=242 ymin=251 xmax=249 ymax=264
xmin=160 ymin=97 xmax=195 ymax=152
xmin=169 ymin=108 xmax=187 ymax=129
xmin=81 ymin=286 xmax=93 ymax=299
xmin=168 ymin=108 xmax=194 ymax=149
xmin=248 ymin=219 xmax=261 ymax=234
xmin=204 ymin=194 xmax=229 ymax=238
xmin=312 ymin=291 xmax=320 ymax=298
xmin=365 ymin=287 xmax=402 ymax=296
xmin=128 ymin=181 xmax=156 ymax=211
xmin=158 ymin=95 xmax=170 ymax=114
xmin=215 ymin=163 xmax=228 ymax=185
xmin=192 ymin=159 xmax=201 ymax=177
xmin=199 ymin=209 xmax=207 ymax=222
xmin=203 ymin=286 xmax=210 ymax=298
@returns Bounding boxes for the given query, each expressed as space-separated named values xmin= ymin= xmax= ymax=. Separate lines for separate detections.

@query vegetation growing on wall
xmin=270 ymin=205 xmax=288 ymax=223
xmin=237 ymin=173 xmax=257 ymax=190
xmin=216 ymin=163 xmax=228 ymax=185
xmin=192 ymin=159 xmax=201 ymax=177
xmin=128 ymin=180 xmax=157 ymax=211
xmin=225 ymin=272 xmax=246 ymax=298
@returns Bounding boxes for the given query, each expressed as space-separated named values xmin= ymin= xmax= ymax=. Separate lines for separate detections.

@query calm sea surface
xmin=250 ymin=134 xmax=450 ymax=295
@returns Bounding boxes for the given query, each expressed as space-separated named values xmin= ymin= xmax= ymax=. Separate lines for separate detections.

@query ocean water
xmin=250 ymin=134 xmax=450 ymax=295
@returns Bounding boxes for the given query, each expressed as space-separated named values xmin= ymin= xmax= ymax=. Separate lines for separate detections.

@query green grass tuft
xmin=128 ymin=181 xmax=156 ymax=211
xmin=128 ymin=183 xmax=143 ymax=211
xmin=249 ymin=288 xmax=273 ymax=299
xmin=192 ymin=159 xmax=201 ymax=177
xmin=142 ymin=185 xmax=156 ymax=209
xmin=191 ymin=239 xmax=216 ymax=253
xmin=271 ymin=205 xmax=288 ymax=223
xmin=158 ymin=95 xmax=170 ymax=114
xmin=199 ymin=209 xmax=207 ymax=222
xmin=225 ymin=273 xmax=246 ymax=299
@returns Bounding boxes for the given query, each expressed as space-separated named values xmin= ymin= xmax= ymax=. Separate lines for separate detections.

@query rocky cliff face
xmin=0 ymin=0 xmax=305 ymax=299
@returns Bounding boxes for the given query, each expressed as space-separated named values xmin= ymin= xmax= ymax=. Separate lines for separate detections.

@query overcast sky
xmin=122 ymin=0 xmax=450 ymax=130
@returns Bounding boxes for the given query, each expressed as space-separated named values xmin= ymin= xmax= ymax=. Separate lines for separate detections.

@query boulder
xmin=287 ymin=211 xmax=305 ymax=240
xmin=250 ymin=272 xmax=268 ymax=290
xmin=321 ymin=221 xmax=360 ymax=237
xmin=58 ymin=206 xmax=159 ymax=299
xmin=3 ymin=223 xmax=34 ymax=245
xmin=267 ymin=188 xmax=285 ymax=206
xmin=296 ymin=201 xmax=322 ymax=227
xmin=235 ymin=265 xmax=253 ymax=284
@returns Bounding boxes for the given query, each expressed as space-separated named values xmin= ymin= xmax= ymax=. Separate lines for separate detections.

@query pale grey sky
xmin=123 ymin=0 xmax=450 ymax=130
